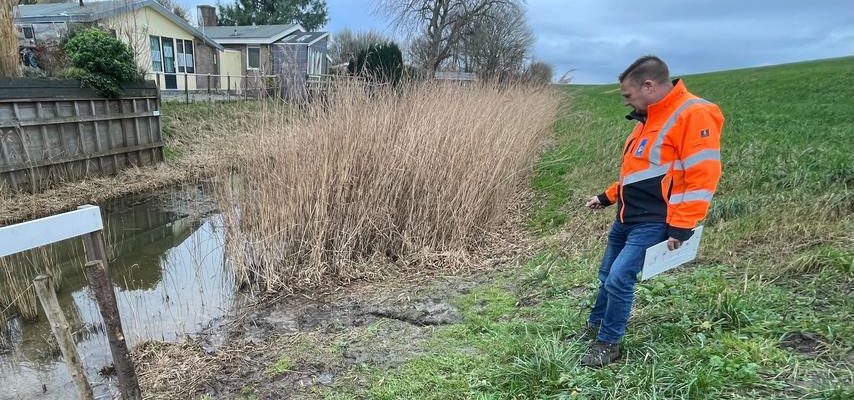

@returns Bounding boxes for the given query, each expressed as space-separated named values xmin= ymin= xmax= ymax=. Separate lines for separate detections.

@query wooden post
xmin=207 ymin=73 xmax=211 ymax=103
xmin=33 ymin=274 xmax=95 ymax=400
xmin=184 ymin=73 xmax=189 ymax=104
xmin=81 ymin=232 xmax=141 ymax=400
xmin=226 ymin=74 xmax=231 ymax=101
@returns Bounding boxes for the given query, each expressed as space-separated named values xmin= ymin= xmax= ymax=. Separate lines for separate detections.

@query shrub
xmin=347 ymin=42 xmax=404 ymax=86
xmin=63 ymin=28 xmax=139 ymax=97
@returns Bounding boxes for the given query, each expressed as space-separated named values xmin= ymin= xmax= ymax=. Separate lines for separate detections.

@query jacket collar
xmin=624 ymin=79 xmax=688 ymax=124
xmin=648 ymin=79 xmax=688 ymax=116
xmin=625 ymin=110 xmax=647 ymax=123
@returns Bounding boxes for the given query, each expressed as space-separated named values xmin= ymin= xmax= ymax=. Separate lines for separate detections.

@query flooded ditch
xmin=0 ymin=184 xmax=241 ymax=399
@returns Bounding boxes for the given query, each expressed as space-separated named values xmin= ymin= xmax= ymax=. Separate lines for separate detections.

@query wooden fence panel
xmin=0 ymin=79 xmax=164 ymax=193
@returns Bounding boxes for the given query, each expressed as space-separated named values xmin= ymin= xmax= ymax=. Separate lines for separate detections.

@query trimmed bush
xmin=63 ymin=28 xmax=139 ymax=97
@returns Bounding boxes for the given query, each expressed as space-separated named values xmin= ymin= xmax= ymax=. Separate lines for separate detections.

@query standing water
xmin=0 ymin=185 xmax=239 ymax=399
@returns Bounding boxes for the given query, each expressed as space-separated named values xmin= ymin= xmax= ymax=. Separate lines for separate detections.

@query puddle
xmin=0 ymin=185 xmax=241 ymax=399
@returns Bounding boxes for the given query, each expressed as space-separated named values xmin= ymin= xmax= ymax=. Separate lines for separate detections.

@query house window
xmin=176 ymin=40 xmax=184 ymax=72
xmin=175 ymin=39 xmax=195 ymax=73
xmin=185 ymin=41 xmax=194 ymax=73
xmin=307 ymin=48 xmax=323 ymax=76
xmin=149 ymin=36 xmax=162 ymax=72
xmin=22 ymin=26 xmax=34 ymax=39
xmin=247 ymin=46 xmax=260 ymax=69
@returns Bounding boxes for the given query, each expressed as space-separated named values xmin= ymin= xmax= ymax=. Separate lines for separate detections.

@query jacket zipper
xmin=620 ymin=124 xmax=646 ymax=223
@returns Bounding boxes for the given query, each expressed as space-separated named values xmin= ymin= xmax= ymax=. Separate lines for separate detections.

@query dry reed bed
xmin=215 ymin=82 xmax=561 ymax=291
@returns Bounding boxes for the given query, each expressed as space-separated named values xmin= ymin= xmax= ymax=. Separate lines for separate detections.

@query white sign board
xmin=641 ymin=225 xmax=704 ymax=281
xmin=0 ymin=205 xmax=103 ymax=258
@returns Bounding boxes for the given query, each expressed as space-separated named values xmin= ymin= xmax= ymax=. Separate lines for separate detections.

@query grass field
xmin=324 ymin=58 xmax=854 ymax=399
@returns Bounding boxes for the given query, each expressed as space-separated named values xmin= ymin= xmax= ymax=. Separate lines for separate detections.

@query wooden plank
xmin=88 ymin=100 xmax=105 ymax=174
xmin=0 ymin=129 xmax=19 ymax=190
xmin=103 ymin=99 xmax=118 ymax=171
xmin=0 ymin=142 xmax=165 ymax=175
xmin=33 ymin=274 xmax=95 ymax=400
xmin=0 ymin=205 xmax=103 ymax=257
xmin=36 ymin=102 xmax=52 ymax=160
xmin=81 ymin=252 xmax=140 ymax=400
xmin=72 ymin=102 xmax=91 ymax=176
xmin=0 ymin=78 xmax=159 ymax=101
xmin=0 ymin=111 xmax=161 ymax=129
xmin=12 ymin=103 xmax=38 ymax=193
xmin=131 ymin=100 xmax=143 ymax=164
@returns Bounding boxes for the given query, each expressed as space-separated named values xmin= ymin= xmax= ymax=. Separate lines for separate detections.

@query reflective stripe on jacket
xmin=597 ymin=79 xmax=724 ymax=241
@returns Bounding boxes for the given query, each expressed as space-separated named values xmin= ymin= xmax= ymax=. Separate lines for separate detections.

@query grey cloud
xmin=182 ymin=0 xmax=854 ymax=83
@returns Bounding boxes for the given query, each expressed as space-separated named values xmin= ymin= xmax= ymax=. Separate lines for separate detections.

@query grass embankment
xmin=323 ymin=58 xmax=853 ymax=399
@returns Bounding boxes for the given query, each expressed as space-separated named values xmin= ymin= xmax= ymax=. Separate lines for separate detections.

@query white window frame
xmin=149 ymin=35 xmax=163 ymax=73
xmin=247 ymin=46 xmax=261 ymax=70
xmin=178 ymin=39 xmax=195 ymax=74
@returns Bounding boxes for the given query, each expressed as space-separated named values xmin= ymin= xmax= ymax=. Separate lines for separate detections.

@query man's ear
xmin=642 ymin=79 xmax=656 ymax=92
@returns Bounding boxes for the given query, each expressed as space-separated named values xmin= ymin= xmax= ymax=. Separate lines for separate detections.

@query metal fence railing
xmin=145 ymin=72 xmax=281 ymax=104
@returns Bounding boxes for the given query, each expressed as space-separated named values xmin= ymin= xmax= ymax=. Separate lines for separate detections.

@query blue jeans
xmin=588 ymin=221 xmax=667 ymax=343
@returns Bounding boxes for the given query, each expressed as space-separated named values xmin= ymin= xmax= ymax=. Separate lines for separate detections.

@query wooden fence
xmin=0 ymin=79 xmax=163 ymax=193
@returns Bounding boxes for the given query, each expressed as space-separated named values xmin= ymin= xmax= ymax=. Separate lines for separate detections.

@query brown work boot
xmin=565 ymin=322 xmax=600 ymax=343
xmin=580 ymin=340 xmax=621 ymax=367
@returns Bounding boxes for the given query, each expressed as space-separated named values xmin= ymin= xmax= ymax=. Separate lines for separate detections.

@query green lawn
xmin=324 ymin=57 xmax=854 ymax=399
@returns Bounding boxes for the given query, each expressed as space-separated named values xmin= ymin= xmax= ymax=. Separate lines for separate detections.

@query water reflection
xmin=0 ymin=186 xmax=236 ymax=399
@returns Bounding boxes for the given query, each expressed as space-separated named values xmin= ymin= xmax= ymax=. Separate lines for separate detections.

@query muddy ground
xmin=133 ymin=264 xmax=517 ymax=399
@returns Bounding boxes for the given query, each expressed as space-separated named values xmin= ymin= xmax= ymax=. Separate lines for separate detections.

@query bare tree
xmin=329 ymin=29 xmax=391 ymax=65
xmin=524 ymin=60 xmax=553 ymax=85
xmin=378 ymin=0 xmax=518 ymax=72
xmin=460 ymin=2 xmax=532 ymax=80
xmin=155 ymin=0 xmax=191 ymax=23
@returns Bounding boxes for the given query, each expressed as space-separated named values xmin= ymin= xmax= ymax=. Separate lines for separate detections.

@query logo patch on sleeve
xmin=700 ymin=129 xmax=710 ymax=138
xmin=634 ymin=138 xmax=648 ymax=157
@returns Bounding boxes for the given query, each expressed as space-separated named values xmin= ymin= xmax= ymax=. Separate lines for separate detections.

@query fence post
xmin=81 ymin=232 xmax=141 ymax=400
xmin=34 ymin=274 xmax=95 ymax=400
xmin=184 ymin=73 xmax=189 ymax=104
xmin=226 ymin=74 xmax=231 ymax=102
xmin=207 ymin=73 xmax=212 ymax=103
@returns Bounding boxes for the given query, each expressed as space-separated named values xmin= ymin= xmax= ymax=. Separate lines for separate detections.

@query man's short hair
xmin=619 ymin=56 xmax=670 ymax=86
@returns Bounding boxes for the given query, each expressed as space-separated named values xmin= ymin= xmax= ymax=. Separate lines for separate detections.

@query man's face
xmin=620 ymin=80 xmax=654 ymax=114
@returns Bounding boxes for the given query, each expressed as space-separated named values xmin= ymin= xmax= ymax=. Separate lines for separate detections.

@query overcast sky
xmin=180 ymin=0 xmax=854 ymax=83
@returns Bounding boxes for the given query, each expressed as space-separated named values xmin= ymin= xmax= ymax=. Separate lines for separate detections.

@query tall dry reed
xmin=214 ymin=81 xmax=561 ymax=291
xmin=0 ymin=246 xmax=64 ymax=320
xmin=0 ymin=0 xmax=19 ymax=77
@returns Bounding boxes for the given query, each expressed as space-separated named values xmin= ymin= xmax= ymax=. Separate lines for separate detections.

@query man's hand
xmin=666 ymin=237 xmax=682 ymax=251
xmin=586 ymin=196 xmax=604 ymax=210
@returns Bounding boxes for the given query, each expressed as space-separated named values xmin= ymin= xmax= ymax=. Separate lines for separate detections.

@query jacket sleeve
xmin=667 ymin=106 xmax=725 ymax=241
xmin=597 ymin=181 xmax=618 ymax=207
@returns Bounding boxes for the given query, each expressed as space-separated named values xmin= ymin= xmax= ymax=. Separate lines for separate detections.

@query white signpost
xmin=0 ymin=205 xmax=103 ymax=257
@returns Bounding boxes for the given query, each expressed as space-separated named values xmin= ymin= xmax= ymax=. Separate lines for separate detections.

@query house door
xmin=162 ymin=38 xmax=177 ymax=89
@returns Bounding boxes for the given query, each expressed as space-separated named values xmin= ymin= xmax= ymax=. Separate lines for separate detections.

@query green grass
xmin=266 ymin=355 xmax=294 ymax=377
xmin=322 ymin=57 xmax=854 ymax=399
xmin=159 ymin=100 xmax=267 ymax=162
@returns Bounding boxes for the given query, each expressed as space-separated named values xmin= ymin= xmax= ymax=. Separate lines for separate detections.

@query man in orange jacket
xmin=577 ymin=56 xmax=724 ymax=367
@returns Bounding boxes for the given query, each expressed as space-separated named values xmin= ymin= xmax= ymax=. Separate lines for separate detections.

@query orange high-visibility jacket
xmin=597 ymin=79 xmax=724 ymax=241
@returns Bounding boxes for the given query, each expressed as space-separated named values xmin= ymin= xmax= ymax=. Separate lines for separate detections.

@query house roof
xmin=281 ymin=31 xmax=328 ymax=46
xmin=203 ymin=23 xmax=304 ymax=44
xmin=14 ymin=0 xmax=223 ymax=50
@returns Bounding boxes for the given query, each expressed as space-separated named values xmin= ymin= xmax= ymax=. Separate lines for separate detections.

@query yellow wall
xmin=103 ymin=6 xmax=198 ymax=91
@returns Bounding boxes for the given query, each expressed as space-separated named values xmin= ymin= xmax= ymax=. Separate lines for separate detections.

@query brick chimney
xmin=198 ymin=5 xmax=217 ymax=28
